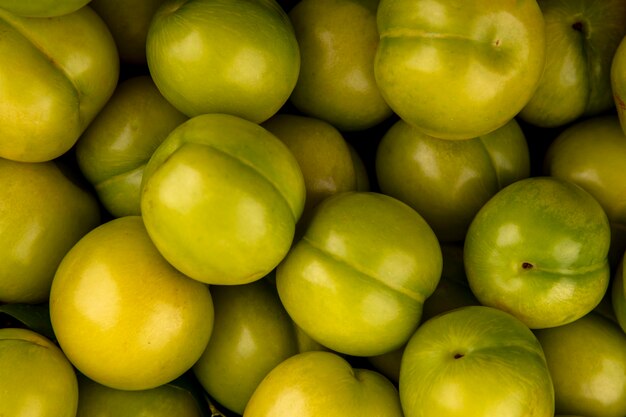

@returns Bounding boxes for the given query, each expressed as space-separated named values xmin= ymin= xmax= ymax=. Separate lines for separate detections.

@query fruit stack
xmin=1 ymin=0 xmax=626 ymax=416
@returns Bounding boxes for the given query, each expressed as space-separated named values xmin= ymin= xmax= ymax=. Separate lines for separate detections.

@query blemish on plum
xmin=572 ymin=21 xmax=584 ymax=32
xmin=494 ymin=39 xmax=501 ymax=47
xmin=453 ymin=353 xmax=464 ymax=359
xmin=521 ymin=262 xmax=534 ymax=270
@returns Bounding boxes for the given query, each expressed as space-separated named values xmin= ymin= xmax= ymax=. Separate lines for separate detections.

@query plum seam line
xmin=0 ymin=14 xmax=84 ymax=127
xmin=197 ymin=144 xmax=299 ymax=224
xmin=301 ymin=237 xmax=426 ymax=304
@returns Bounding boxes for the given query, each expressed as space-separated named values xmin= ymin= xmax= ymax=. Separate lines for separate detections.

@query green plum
xmin=0 ymin=158 xmax=100 ymax=304
xmin=262 ymin=114 xmax=361 ymax=228
xmin=400 ymin=306 xmax=555 ymax=417
xmin=544 ymin=115 xmax=626 ymax=270
xmin=519 ymin=0 xmax=626 ymax=127
xmin=90 ymin=0 xmax=169 ymax=64
xmin=368 ymin=243 xmax=478 ymax=384
xmin=0 ymin=0 xmax=90 ymax=17
xmin=49 ymin=216 xmax=214 ymax=391
xmin=146 ymin=0 xmax=300 ymax=123
xmin=0 ymin=6 xmax=119 ymax=162
xmin=76 ymin=374 xmax=203 ymax=417
xmin=375 ymin=0 xmax=546 ymax=139
xmin=376 ymin=117 xmax=530 ymax=242
xmin=243 ymin=351 xmax=403 ymax=417
xmin=535 ymin=312 xmax=626 ymax=417
xmin=288 ymin=0 xmax=393 ymax=131
xmin=0 ymin=328 xmax=78 ymax=417
xmin=192 ymin=279 xmax=302 ymax=415
xmin=464 ymin=176 xmax=611 ymax=329
xmin=76 ymin=75 xmax=187 ymax=218
xmin=277 ymin=191 xmax=442 ymax=357
xmin=141 ymin=113 xmax=305 ymax=286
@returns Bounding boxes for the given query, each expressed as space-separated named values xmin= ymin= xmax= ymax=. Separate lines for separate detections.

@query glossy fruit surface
xmin=76 ymin=75 xmax=187 ymax=217
xmin=50 ymin=216 xmax=214 ymax=390
xmin=464 ymin=176 xmax=611 ymax=328
xmin=243 ymin=351 xmax=403 ymax=417
xmin=0 ymin=0 xmax=90 ymax=17
xmin=520 ymin=0 xmax=626 ymax=127
xmin=277 ymin=191 xmax=442 ymax=356
xmin=0 ymin=6 xmax=118 ymax=162
xmin=376 ymin=118 xmax=530 ymax=242
xmin=0 ymin=328 xmax=79 ymax=417
xmin=193 ymin=279 xmax=300 ymax=415
xmin=146 ymin=0 xmax=300 ymax=123
xmin=288 ymin=0 xmax=392 ymax=131
xmin=400 ymin=305 xmax=554 ymax=417
xmin=544 ymin=115 xmax=626 ymax=268
xmin=375 ymin=0 xmax=546 ymax=139
xmin=0 ymin=158 xmax=100 ymax=303
xmin=141 ymin=113 xmax=306 ymax=285
xmin=535 ymin=312 xmax=626 ymax=417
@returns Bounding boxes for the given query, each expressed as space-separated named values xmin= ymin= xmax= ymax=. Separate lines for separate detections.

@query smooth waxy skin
xmin=535 ymin=313 xmax=626 ymax=417
xmin=141 ymin=113 xmax=306 ymax=285
xmin=76 ymin=75 xmax=187 ymax=217
xmin=400 ymin=306 xmax=554 ymax=417
xmin=277 ymin=191 xmax=442 ymax=356
xmin=464 ymin=177 xmax=611 ymax=329
xmin=147 ymin=0 xmax=300 ymax=123
xmin=0 ymin=0 xmax=90 ymax=17
xmin=90 ymin=0 xmax=168 ymax=64
xmin=193 ymin=279 xmax=300 ymax=415
xmin=520 ymin=0 xmax=626 ymax=127
xmin=0 ymin=6 xmax=119 ymax=162
xmin=243 ymin=351 xmax=403 ymax=417
xmin=262 ymin=114 xmax=360 ymax=220
xmin=544 ymin=115 xmax=626 ymax=268
xmin=0 ymin=158 xmax=100 ymax=303
xmin=0 ymin=328 xmax=79 ymax=417
xmin=288 ymin=0 xmax=392 ymax=131
xmin=375 ymin=0 xmax=546 ymax=139
xmin=612 ymin=36 xmax=626 ymax=134
xmin=368 ymin=243 xmax=478 ymax=384
xmin=376 ymin=118 xmax=530 ymax=242
xmin=49 ymin=216 xmax=214 ymax=391
xmin=76 ymin=375 xmax=202 ymax=417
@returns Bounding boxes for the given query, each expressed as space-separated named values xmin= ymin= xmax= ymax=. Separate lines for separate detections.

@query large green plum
xmin=0 ymin=0 xmax=90 ymax=17
xmin=76 ymin=374 xmax=203 ymax=417
xmin=0 ymin=6 xmax=119 ymax=162
xmin=400 ymin=306 xmax=554 ymax=417
xmin=0 ymin=328 xmax=79 ymax=417
xmin=464 ymin=177 xmax=611 ymax=329
xmin=193 ymin=279 xmax=301 ymax=415
xmin=277 ymin=191 xmax=442 ymax=357
xmin=376 ymin=117 xmax=530 ymax=242
xmin=0 ymin=158 xmax=100 ymax=304
xmin=534 ymin=312 xmax=626 ymax=417
xmin=288 ymin=0 xmax=392 ymax=131
xmin=243 ymin=351 xmax=403 ymax=417
xmin=49 ymin=216 xmax=214 ymax=391
xmin=544 ymin=115 xmax=626 ymax=269
xmin=141 ymin=113 xmax=306 ymax=286
xmin=375 ymin=0 xmax=546 ymax=139
xmin=146 ymin=0 xmax=300 ymax=123
xmin=76 ymin=75 xmax=187 ymax=218
xmin=519 ymin=0 xmax=626 ymax=127
xmin=90 ymin=0 xmax=169 ymax=64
